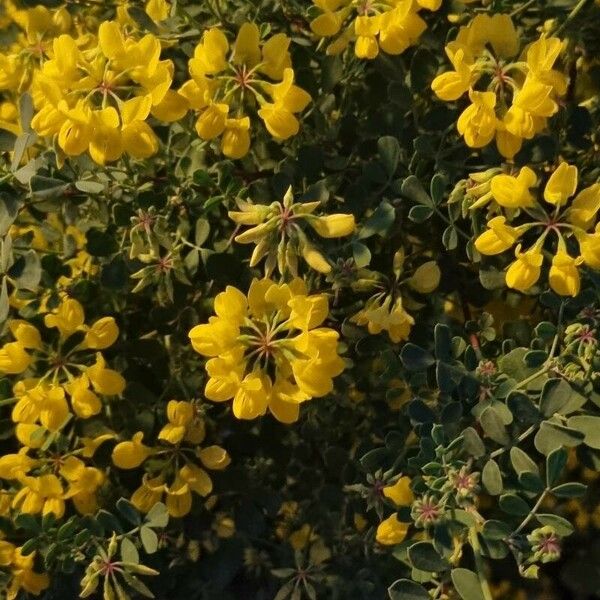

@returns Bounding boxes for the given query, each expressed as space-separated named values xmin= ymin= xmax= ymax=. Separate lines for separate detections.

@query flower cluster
xmin=176 ymin=23 xmax=311 ymax=158
xmin=474 ymin=162 xmax=600 ymax=295
xmin=432 ymin=14 xmax=567 ymax=158
xmin=309 ymin=0 xmax=439 ymax=60
xmin=229 ymin=186 xmax=356 ymax=275
xmin=31 ymin=21 xmax=179 ymax=164
xmin=189 ymin=278 xmax=345 ymax=422
xmin=112 ymin=400 xmax=230 ymax=517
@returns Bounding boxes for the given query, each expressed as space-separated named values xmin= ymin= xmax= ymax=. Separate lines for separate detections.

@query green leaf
xmin=408 ymin=205 xmax=433 ymax=223
xmin=378 ymin=136 xmax=400 ymax=176
xmin=194 ymin=218 xmax=210 ymax=247
xmin=451 ymin=568 xmax=485 ymax=600
xmin=430 ymin=174 xmax=446 ymax=206
xmin=388 ymin=579 xmax=429 ymax=600
xmin=534 ymin=421 xmax=584 ymax=455
xmin=499 ymin=493 xmax=530 ymax=516
xmin=140 ymin=525 xmax=159 ymax=554
xmin=540 ymin=379 xmax=576 ymax=417
xmin=116 ymin=498 xmax=141 ymax=526
xmin=482 ymin=520 xmax=511 ymax=541
xmin=121 ymin=537 xmax=140 ymax=564
xmin=442 ymin=226 xmax=458 ymax=251
xmin=407 ymin=542 xmax=448 ymax=572
xmin=551 ymin=482 xmax=587 ymax=498
xmin=462 ymin=427 xmax=485 ymax=458
xmin=519 ymin=471 xmax=545 ymax=493
xmin=510 ymin=446 xmax=539 ymax=476
xmin=536 ymin=513 xmax=574 ymax=537
xmin=12 ymin=250 xmax=41 ymax=291
xmin=0 ymin=277 xmax=9 ymax=324
xmin=0 ymin=193 xmax=23 ymax=235
xmin=498 ymin=348 xmax=536 ymax=382
xmin=352 ymin=241 xmax=372 ymax=268
xmin=546 ymin=447 xmax=568 ymax=487
xmin=400 ymin=343 xmax=435 ymax=371
xmin=482 ymin=460 xmax=503 ymax=496
xmin=401 ymin=176 xmax=433 ymax=207
xmin=145 ymin=502 xmax=169 ymax=529
xmin=75 ymin=180 xmax=105 ymax=194
xmin=566 ymin=415 xmax=600 ymax=449
xmin=409 ymin=48 xmax=437 ymax=93
xmin=479 ymin=268 xmax=506 ymax=290
xmin=358 ymin=201 xmax=396 ymax=239
xmin=479 ymin=407 xmax=510 ymax=445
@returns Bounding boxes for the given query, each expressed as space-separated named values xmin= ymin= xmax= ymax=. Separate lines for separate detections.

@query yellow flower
xmin=351 ymin=295 xmax=414 ymax=343
xmin=376 ymin=514 xmax=409 ymax=545
xmin=457 ymin=90 xmax=497 ymax=148
xmin=4 ymin=546 xmax=50 ymax=600
xmin=504 ymin=77 xmax=558 ymax=140
xmin=86 ymin=353 xmax=126 ymax=396
xmin=578 ymin=228 xmax=600 ymax=269
xmin=31 ymin=21 xmax=172 ymax=164
xmin=490 ymin=167 xmax=537 ymax=209
xmin=433 ymin=14 xmax=566 ymax=155
xmin=432 ymin=46 xmax=473 ymax=101
xmin=189 ymin=278 xmax=344 ymax=423
xmin=0 ymin=342 xmax=32 ymax=374
xmin=84 ymin=317 xmax=119 ymax=349
xmin=181 ymin=24 xmax=310 ymax=157
xmin=548 ymin=251 xmax=582 ymax=296
xmin=569 ymin=184 xmax=600 ymax=230
xmin=158 ymin=400 xmax=205 ymax=445
xmin=310 ymin=0 xmax=427 ymax=60
xmin=544 ymin=162 xmax=578 ymax=206
xmin=12 ymin=474 xmax=65 ymax=517
xmin=383 ymin=476 xmax=414 ymax=506
xmin=112 ymin=432 xmax=152 ymax=469
xmin=505 ymin=246 xmax=543 ymax=292
xmin=475 ymin=216 xmax=521 ymax=255
xmin=44 ymin=297 xmax=85 ymax=337
xmin=60 ymin=456 xmax=105 ymax=514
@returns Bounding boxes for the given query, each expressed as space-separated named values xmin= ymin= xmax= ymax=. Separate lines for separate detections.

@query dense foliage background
xmin=1 ymin=0 xmax=600 ymax=598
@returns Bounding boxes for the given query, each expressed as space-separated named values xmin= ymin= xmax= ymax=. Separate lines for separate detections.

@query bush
xmin=1 ymin=0 xmax=600 ymax=598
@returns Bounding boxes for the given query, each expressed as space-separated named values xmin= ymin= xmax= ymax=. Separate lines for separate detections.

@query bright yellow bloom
xmin=382 ymin=476 xmax=414 ymax=506
xmin=2 ymin=544 xmax=50 ymax=600
xmin=31 ymin=21 xmax=174 ymax=164
xmin=376 ymin=514 xmax=409 ymax=545
xmin=189 ymin=278 xmax=344 ymax=423
xmin=12 ymin=474 xmax=65 ymax=517
xmin=505 ymin=246 xmax=543 ymax=292
xmin=544 ymin=162 xmax=578 ymax=206
xmin=490 ymin=167 xmax=537 ymax=209
xmin=84 ymin=317 xmax=119 ymax=349
xmin=158 ymin=400 xmax=205 ymax=445
xmin=112 ymin=432 xmax=153 ymax=469
xmin=457 ymin=90 xmax=497 ymax=148
xmin=475 ymin=216 xmax=521 ymax=255
xmin=310 ymin=0 xmax=429 ymax=60
xmin=179 ymin=23 xmax=310 ymax=157
xmin=432 ymin=13 xmax=566 ymax=157
xmin=548 ymin=251 xmax=582 ymax=296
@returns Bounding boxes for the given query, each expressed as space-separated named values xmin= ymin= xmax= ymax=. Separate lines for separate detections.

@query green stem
xmin=513 ymin=488 xmax=549 ymax=535
xmin=554 ymin=0 xmax=592 ymax=36
xmin=468 ymin=528 xmax=493 ymax=600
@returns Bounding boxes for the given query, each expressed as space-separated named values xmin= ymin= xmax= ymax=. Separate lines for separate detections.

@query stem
xmin=468 ymin=528 xmax=493 ymax=600
xmin=554 ymin=0 xmax=592 ymax=36
xmin=513 ymin=488 xmax=549 ymax=535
